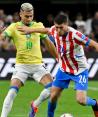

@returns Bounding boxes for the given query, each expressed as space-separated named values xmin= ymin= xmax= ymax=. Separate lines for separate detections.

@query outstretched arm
xmin=42 ymin=36 xmax=58 ymax=59
xmin=74 ymin=31 xmax=98 ymax=52
xmin=0 ymin=33 xmax=5 ymax=40
xmin=0 ymin=27 xmax=6 ymax=40
xmin=88 ymin=39 xmax=98 ymax=52
xmin=17 ymin=26 xmax=49 ymax=34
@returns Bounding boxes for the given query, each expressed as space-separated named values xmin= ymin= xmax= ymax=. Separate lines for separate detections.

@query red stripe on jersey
xmin=61 ymin=57 xmax=66 ymax=71
xmin=76 ymin=32 xmax=82 ymax=38
xmin=69 ymin=32 xmax=78 ymax=71
xmin=62 ymin=36 xmax=74 ymax=73
xmin=74 ymin=38 xmax=82 ymax=45
xmin=56 ymin=35 xmax=66 ymax=71
xmin=56 ymin=34 xmax=60 ymax=53
xmin=85 ymin=37 xmax=89 ymax=42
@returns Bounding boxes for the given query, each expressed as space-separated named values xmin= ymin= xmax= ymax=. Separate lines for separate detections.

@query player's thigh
xmin=11 ymin=64 xmax=29 ymax=86
xmin=33 ymin=64 xmax=52 ymax=85
xmin=40 ymin=73 xmax=53 ymax=85
xmin=74 ymin=69 xmax=88 ymax=91
xmin=53 ymin=69 xmax=70 ymax=89
xmin=72 ymin=70 xmax=88 ymax=103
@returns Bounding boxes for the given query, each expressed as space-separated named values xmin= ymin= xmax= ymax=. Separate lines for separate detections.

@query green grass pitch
xmin=0 ymin=80 xmax=98 ymax=117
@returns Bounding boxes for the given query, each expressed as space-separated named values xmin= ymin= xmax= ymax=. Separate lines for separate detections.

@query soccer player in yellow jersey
xmin=0 ymin=3 xmax=57 ymax=117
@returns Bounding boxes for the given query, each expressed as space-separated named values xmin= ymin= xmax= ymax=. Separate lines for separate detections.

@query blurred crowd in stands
xmin=0 ymin=8 xmax=98 ymax=54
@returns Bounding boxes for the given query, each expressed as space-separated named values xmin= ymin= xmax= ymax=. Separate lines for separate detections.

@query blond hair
xmin=20 ymin=3 xmax=34 ymax=11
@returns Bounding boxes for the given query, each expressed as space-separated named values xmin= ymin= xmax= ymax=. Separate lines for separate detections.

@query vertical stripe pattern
xmin=49 ymin=26 xmax=88 ymax=75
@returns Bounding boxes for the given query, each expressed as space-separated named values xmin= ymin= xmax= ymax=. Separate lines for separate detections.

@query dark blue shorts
xmin=52 ymin=69 xmax=88 ymax=90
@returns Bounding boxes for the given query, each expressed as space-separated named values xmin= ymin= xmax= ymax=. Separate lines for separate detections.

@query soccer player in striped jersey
xmin=17 ymin=13 xmax=98 ymax=117
xmin=47 ymin=13 xmax=98 ymax=117
xmin=0 ymin=3 xmax=57 ymax=117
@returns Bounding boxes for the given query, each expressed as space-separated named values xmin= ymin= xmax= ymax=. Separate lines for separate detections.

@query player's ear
xmin=19 ymin=11 xmax=22 ymax=17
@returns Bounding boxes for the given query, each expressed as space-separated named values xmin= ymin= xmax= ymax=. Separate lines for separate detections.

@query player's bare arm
xmin=80 ymin=37 xmax=98 ymax=51
xmin=17 ymin=26 xmax=49 ymax=34
xmin=43 ymin=37 xmax=58 ymax=59
xmin=88 ymin=39 xmax=98 ymax=51
xmin=0 ymin=33 xmax=6 ymax=40
xmin=0 ymin=27 xmax=6 ymax=40
xmin=0 ymin=26 xmax=6 ymax=33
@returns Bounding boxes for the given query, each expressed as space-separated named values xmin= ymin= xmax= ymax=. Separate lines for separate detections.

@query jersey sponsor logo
xmin=81 ymin=34 xmax=86 ymax=40
xmin=0 ymin=57 xmax=98 ymax=80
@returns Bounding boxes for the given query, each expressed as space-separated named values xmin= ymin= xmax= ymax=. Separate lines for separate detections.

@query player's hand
xmin=0 ymin=26 xmax=6 ymax=34
xmin=17 ymin=26 xmax=33 ymax=34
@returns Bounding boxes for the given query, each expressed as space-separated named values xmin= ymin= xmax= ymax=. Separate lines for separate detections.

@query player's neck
xmin=63 ymin=32 xmax=68 ymax=37
xmin=20 ymin=21 xmax=32 ymax=26
xmin=66 ymin=26 xmax=69 ymax=32
xmin=63 ymin=26 xmax=69 ymax=36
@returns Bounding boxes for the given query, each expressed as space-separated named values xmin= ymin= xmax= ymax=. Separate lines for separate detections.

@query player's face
xmin=20 ymin=10 xmax=34 ymax=25
xmin=54 ymin=22 xmax=68 ymax=36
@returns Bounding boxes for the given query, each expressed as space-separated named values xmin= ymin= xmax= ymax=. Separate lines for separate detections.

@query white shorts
xmin=11 ymin=64 xmax=51 ymax=84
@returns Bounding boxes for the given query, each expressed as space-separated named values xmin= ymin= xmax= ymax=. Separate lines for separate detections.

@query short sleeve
xmin=74 ymin=31 xmax=91 ymax=46
xmin=3 ymin=23 xmax=15 ymax=37
xmin=34 ymin=22 xmax=48 ymax=39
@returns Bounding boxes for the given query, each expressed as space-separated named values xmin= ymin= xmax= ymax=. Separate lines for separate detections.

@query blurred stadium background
xmin=0 ymin=0 xmax=98 ymax=117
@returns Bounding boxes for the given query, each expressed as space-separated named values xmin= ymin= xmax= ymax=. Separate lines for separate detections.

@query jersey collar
xmin=20 ymin=21 xmax=34 ymax=27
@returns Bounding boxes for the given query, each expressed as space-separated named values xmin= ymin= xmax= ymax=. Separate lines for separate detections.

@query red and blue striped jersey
xmin=49 ymin=26 xmax=90 ymax=75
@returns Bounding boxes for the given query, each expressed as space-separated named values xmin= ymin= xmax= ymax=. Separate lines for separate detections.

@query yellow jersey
xmin=4 ymin=21 xmax=47 ymax=64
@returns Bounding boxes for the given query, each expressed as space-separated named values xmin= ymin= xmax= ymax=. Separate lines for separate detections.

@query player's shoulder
xmin=68 ymin=26 xmax=77 ymax=33
xmin=68 ymin=26 xmax=80 ymax=36
xmin=68 ymin=26 xmax=81 ymax=39
xmin=50 ymin=25 xmax=55 ymax=29
xmin=49 ymin=25 xmax=55 ymax=33
xmin=32 ymin=21 xmax=44 ymax=27
xmin=8 ymin=22 xmax=17 ymax=27
xmin=8 ymin=22 xmax=21 ymax=28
